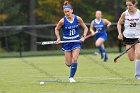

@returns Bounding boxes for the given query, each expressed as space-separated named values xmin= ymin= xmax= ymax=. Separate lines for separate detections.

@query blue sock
xmin=98 ymin=46 xmax=104 ymax=58
xmin=102 ymin=49 xmax=108 ymax=62
xmin=70 ymin=63 xmax=78 ymax=78
xmin=102 ymin=48 xmax=106 ymax=55
xmin=98 ymin=46 xmax=103 ymax=53
xmin=98 ymin=46 xmax=108 ymax=61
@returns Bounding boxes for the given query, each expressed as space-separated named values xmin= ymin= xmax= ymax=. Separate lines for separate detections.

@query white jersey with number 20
xmin=123 ymin=9 xmax=140 ymax=38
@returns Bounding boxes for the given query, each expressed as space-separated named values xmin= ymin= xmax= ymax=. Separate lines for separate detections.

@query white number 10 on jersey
xmin=70 ymin=29 xmax=76 ymax=36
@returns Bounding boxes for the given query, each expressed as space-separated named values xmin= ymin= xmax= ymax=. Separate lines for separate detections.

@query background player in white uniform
xmin=55 ymin=1 xmax=88 ymax=82
xmin=117 ymin=0 xmax=140 ymax=79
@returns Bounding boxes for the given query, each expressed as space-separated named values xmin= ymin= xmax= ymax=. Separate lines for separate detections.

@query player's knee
xmin=95 ymin=42 xmax=101 ymax=47
xmin=95 ymin=43 xmax=100 ymax=47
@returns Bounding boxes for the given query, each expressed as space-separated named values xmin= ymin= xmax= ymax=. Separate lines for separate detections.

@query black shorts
xmin=123 ymin=37 xmax=139 ymax=45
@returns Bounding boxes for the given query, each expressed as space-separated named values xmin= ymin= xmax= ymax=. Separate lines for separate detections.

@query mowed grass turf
xmin=0 ymin=53 xmax=140 ymax=93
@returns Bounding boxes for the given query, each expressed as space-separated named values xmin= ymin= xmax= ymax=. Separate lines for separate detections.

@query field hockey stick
xmin=36 ymin=33 xmax=94 ymax=45
xmin=114 ymin=38 xmax=140 ymax=63
xmin=36 ymin=40 xmax=80 ymax=45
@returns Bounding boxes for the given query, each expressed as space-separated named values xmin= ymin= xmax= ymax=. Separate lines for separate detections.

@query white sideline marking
xmin=77 ymin=76 xmax=122 ymax=80
xmin=37 ymin=76 xmax=122 ymax=80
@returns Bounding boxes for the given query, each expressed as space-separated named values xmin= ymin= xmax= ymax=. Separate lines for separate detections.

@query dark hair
xmin=64 ymin=1 xmax=70 ymax=6
xmin=126 ymin=0 xmax=138 ymax=5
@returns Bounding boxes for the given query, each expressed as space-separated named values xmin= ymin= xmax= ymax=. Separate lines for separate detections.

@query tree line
xmin=0 ymin=0 xmax=133 ymax=51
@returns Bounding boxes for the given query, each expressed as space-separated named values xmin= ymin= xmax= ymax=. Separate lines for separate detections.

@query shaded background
xmin=0 ymin=0 xmax=137 ymax=57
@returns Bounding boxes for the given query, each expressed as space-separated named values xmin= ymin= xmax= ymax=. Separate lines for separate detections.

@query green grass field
xmin=0 ymin=53 xmax=140 ymax=93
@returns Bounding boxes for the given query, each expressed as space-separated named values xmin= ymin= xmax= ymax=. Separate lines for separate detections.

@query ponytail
xmin=64 ymin=1 xmax=69 ymax=6
xmin=63 ymin=1 xmax=72 ymax=9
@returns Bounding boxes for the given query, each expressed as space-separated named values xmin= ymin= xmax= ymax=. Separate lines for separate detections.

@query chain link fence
xmin=0 ymin=23 xmax=123 ymax=57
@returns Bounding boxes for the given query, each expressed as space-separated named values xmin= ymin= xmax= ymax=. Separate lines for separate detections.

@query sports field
xmin=0 ymin=53 xmax=140 ymax=93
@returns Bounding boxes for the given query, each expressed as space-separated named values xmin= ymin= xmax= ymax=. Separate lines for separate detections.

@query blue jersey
xmin=93 ymin=19 xmax=106 ymax=33
xmin=93 ymin=19 xmax=107 ymax=41
xmin=62 ymin=15 xmax=80 ymax=40
xmin=61 ymin=15 xmax=81 ymax=51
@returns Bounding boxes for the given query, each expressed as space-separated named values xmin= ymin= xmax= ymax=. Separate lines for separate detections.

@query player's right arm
xmin=90 ymin=21 xmax=96 ymax=35
xmin=117 ymin=12 xmax=125 ymax=40
xmin=55 ymin=18 xmax=64 ymax=44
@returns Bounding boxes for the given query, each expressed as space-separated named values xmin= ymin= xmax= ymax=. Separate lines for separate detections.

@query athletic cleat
xmin=93 ymin=52 xmax=99 ymax=56
xmin=69 ymin=77 xmax=76 ymax=83
xmin=104 ymin=57 xmax=108 ymax=62
xmin=135 ymin=75 xmax=140 ymax=80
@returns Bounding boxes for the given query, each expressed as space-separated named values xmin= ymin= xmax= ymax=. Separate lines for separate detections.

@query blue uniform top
xmin=93 ymin=19 xmax=106 ymax=33
xmin=62 ymin=15 xmax=80 ymax=40
xmin=61 ymin=15 xmax=81 ymax=51
xmin=93 ymin=19 xmax=107 ymax=41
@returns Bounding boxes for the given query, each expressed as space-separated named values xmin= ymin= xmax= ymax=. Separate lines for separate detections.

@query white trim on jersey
xmin=65 ymin=14 xmax=75 ymax=23
xmin=63 ymin=35 xmax=80 ymax=39
xmin=94 ymin=19 xmax=102 ymax=24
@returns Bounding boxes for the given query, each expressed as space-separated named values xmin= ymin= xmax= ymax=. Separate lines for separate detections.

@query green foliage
xmin=36 ymin=0 xmax=120 ymax=23
xmin=0 ymin=0 xmax=20 ymax=22
xmin=36 ymin=0 xmax=64 ymax=23
xmin=0 ymin=0 xmax=30 ymax=52
xmin=0 ymin=0 xmax=29 ymax=25
xmin=72 ymin=0 xmax=115 ymax=22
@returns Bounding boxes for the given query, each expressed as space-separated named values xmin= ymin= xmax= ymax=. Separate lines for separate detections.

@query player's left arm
xmin=103 ymin=19 xmax=112 ymax=28
xmin=77 ymin=16 xmax=88 ymax=38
